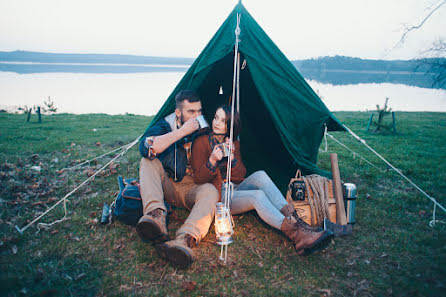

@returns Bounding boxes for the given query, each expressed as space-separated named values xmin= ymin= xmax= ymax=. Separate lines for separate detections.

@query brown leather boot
xmin=280 ymin=203 xmax=323 ymax=232
xmin=136 ymin=208 xmax=169 ymax=243
xmin=281 ymin=217 xmax=333 ymax=255
xmin=155 ymin=233 xmax=196 ymax=269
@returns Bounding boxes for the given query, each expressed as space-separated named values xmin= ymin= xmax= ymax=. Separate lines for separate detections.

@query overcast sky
xmin=1 ymin=0 xmax=445 ymax=60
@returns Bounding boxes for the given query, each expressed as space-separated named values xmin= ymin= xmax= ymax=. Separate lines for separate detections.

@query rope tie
xmin=36 ymin=198 xmax=69 ymax=234
xmin=303 ymin=178 xmax=316 ymax=226
xmin=303 ymin=175 xmax=330 ymax=226
xmin=308 ymin=178 xmax=323 ymax=224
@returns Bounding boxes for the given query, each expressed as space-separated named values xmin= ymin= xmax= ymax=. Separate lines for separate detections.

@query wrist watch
xmin=145 ymin=136 xmax=157 ymax=158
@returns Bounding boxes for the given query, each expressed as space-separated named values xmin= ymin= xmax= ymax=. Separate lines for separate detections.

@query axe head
xmin=324 ymin=218 xmax=353 ymax=237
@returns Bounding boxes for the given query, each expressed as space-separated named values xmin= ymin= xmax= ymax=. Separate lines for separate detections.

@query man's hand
xmin=209 ymin=145 xmax=223 ymax=166
xmin=179 ymin=118 xmax=199 ymax=137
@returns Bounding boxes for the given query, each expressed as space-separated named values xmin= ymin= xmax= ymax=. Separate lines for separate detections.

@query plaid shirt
xmin=139 ymin=113 xmax=199 ymax=181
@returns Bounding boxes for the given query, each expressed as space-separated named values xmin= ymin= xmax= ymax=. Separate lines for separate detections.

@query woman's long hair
xmin=216 ymin=105 xmax=241 ymax=139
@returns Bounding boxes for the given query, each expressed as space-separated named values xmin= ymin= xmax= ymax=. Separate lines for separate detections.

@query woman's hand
xmin=209 ymin=145 xmax=223 ymax=166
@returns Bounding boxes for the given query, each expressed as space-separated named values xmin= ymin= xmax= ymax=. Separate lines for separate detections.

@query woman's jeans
xmin=222 ymin=170 xmax=287 ymax=230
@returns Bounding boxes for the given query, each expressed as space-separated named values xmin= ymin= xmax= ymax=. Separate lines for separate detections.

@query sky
xmin=0 ymin=0 xmax=445 ymax=60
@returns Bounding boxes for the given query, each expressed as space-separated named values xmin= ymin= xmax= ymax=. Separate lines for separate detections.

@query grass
xmin=0 ymin=111 xmax=445 ymax=296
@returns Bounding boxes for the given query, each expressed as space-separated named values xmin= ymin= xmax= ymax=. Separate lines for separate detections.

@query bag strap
xmin=117 ymin=176 xmax=125 ymax=191
xmin=295 ymin=169 xmax=302 ymax=179
xmin=286 ymin=169 xmax=303 ymax=204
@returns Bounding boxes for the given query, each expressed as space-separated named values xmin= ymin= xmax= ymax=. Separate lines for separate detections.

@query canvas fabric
xmin=143 ymin=2 xmax=345 ymax=193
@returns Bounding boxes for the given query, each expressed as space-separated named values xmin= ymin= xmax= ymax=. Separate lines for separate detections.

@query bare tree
xmin=417 ymin=39 xmax=446 ymax=88
xmin=383 ymin=0 xmax=446 ymax=88
xmin=390 ymin=0 xmax=446 ymax=53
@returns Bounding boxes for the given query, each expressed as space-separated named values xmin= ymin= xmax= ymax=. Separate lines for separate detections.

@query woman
xmin=191 ymin=105 xmax=333 ymax=255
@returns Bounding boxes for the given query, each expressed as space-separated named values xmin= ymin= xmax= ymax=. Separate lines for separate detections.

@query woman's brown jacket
xmin=191 ymin=134 xmax=246 ymax=201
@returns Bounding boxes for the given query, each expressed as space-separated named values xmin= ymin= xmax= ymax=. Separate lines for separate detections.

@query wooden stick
xmin=330 ymin=153 xmax=347 ymax=225
xmin=26 ymin=108 xmax=32 ymax=122
xmin=392 ymin=112 xmax=397 ymax=134
xmin=366 ymin=113 xmax=374 ymax=132
xmin=37 ymin=106 xmax=42 ymax=123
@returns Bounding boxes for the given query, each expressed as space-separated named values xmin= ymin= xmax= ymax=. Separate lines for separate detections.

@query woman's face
xmin=212 ymin=108 xmax=227 ymax=135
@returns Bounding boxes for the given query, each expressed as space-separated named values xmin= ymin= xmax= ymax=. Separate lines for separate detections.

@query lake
xmin=0 ymin=71 xmax=445 ymax=115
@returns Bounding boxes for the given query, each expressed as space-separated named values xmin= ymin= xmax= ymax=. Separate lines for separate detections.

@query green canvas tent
xmin=145 ymin=2 xmax=345 ymax=192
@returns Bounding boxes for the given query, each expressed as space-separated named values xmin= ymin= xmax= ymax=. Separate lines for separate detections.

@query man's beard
xmin=178 ymin=113 xmax=185 ymax=126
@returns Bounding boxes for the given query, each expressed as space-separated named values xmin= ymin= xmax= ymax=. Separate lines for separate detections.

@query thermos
xmin=343 ymin=183 xmax=357 ymax=224
xmin=100 ymin=202 xmax=111 ymax=224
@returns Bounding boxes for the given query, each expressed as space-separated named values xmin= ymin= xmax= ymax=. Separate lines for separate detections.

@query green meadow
xmin=1 ymin=111 xmax=445 ymax=296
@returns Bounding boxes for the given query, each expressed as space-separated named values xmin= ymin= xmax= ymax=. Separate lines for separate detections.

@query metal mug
xmin=220 ymin=143 xmax=231 ymax=157
xmin=196 ymin=115 xmax=209 ymax=131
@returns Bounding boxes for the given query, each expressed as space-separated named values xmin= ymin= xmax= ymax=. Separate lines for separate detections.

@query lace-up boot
xmin=155 ymin=233 xmax=196 ymax=269
xmin=136 ymin=208 xmax=169 ymax=243
xmin=280 ymin=203 xmax=323 ymax=232
xmin=281 ymin=217 xmax=334 ymax=255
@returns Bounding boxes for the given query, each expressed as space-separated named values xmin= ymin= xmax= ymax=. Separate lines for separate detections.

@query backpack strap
xmin=117 ymin=176 xmax=125 ymax=191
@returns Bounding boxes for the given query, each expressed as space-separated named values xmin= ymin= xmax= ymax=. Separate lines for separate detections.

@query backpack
xmin=113 ymin=176 xmax=171 ymax=226
xmin=113 ymin=176 xmax=143 ymax=226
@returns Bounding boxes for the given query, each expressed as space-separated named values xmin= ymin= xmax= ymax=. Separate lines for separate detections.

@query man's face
xmin=177 ymin=100 xmax=202 ymax=124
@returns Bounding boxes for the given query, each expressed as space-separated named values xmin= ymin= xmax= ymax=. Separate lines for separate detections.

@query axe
xmin=325 ymin=153 xmax=352 ymax=236
xmin=324 ymin=218 xmax=352 ymax=236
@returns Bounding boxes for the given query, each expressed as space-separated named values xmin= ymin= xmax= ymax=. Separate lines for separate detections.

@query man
xmin=137 ymin=89 xmax=218 ymax=269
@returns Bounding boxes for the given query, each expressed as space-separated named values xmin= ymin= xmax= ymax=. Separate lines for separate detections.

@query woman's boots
xmin=280 ymin=203 xmax=323 ymax=232
xmin=280 ymin=203 xmax=333 ymax=255
xmin=281 ymin=217 xmax=334 ymax=255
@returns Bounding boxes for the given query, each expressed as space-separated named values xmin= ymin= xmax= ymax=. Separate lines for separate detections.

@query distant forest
xmin=0 ymin=50 xmax=195 ymax=65
xmin=1 ymin=51 xmax=444 ymax=89
xmin=292 ymin=56 xmax=445 ymax=89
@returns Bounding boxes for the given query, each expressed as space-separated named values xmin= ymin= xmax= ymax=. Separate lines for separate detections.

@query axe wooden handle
xmin=330 ymin=153 xmax=348 ymax=225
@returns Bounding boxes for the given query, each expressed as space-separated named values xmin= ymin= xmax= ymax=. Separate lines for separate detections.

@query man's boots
xmin=280 ymin=203 xmax=323 ymax=232
xmin=281 ymin=217 xmax=334 ymax=255
xmin=155 ymin=233 xmax=196 ymax=269
xmin=136 ymin=208 xmax=169 ymax=243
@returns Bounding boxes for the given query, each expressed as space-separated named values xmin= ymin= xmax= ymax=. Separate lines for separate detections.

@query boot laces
xmin=177 ymin=233 xmax=196 ymax=248
xmin=293 ymin=209 xmax=309 ymax=222
xmin=295 ymin=220 xmax=313 ymax=233
xmin=148 ymin=209 xmax=163 ymax=218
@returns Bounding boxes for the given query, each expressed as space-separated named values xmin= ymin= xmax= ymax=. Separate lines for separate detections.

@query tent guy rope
xmin=59 ymin=141 xmax=133 ymax=171
xmin=15 ymin=135 xmax=142 ymax=234
xmin=325 ymin=132 xmax=386 ymax=173
xmin=341 ymin=125 xmax=445 ymax=226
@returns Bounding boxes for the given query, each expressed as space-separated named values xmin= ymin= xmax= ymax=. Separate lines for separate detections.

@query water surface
xmin=0 ymin=72 xmax=445 ymax=115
